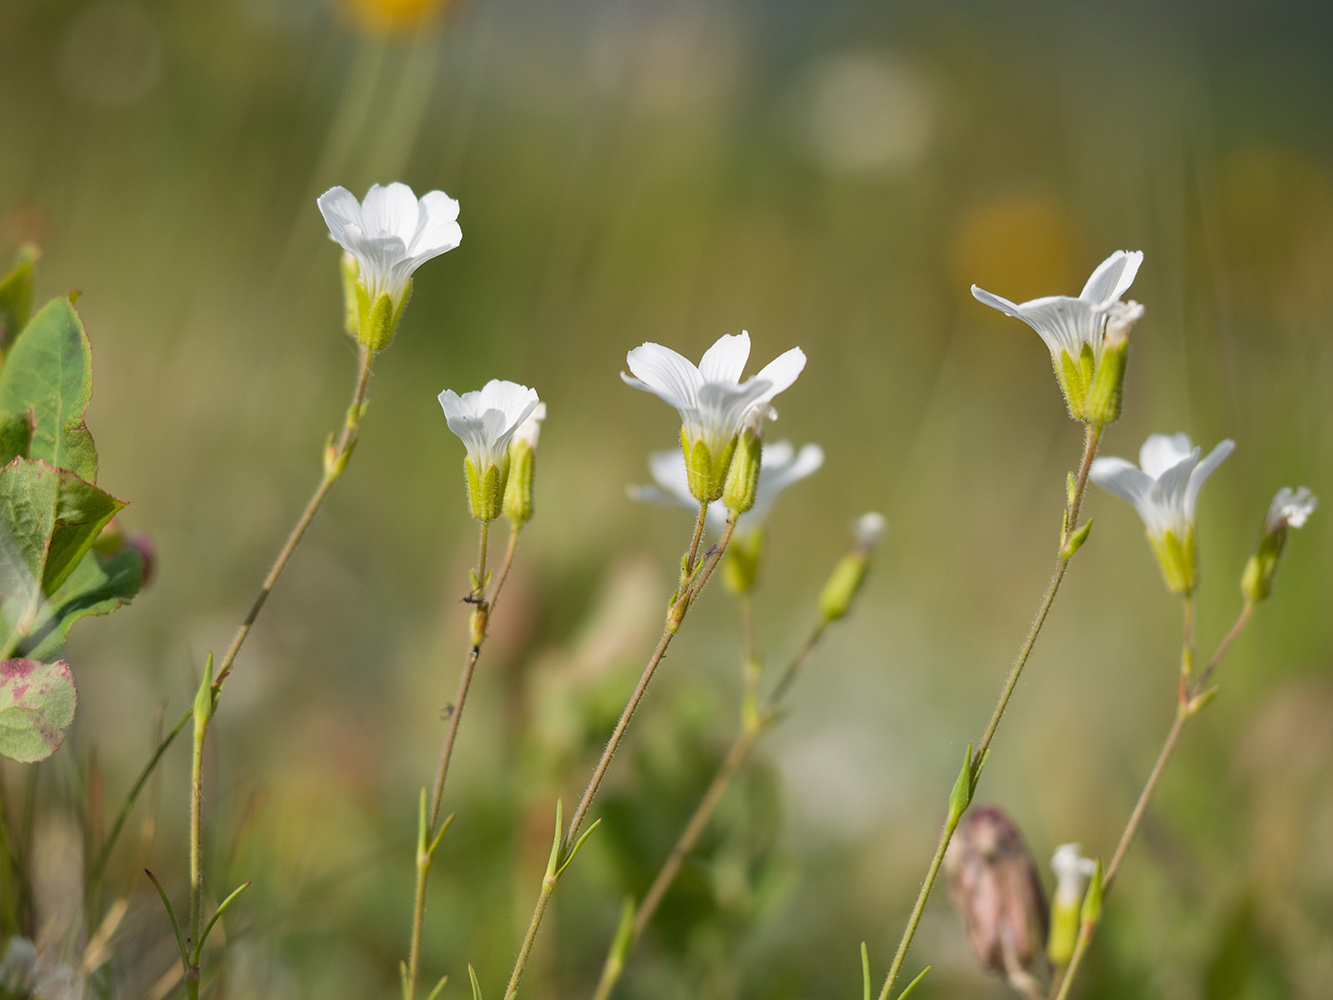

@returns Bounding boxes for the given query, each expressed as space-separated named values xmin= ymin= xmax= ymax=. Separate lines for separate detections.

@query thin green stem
xmin=186 ymin=710 xmax=206 ymax=999
xmin=684 ymin=504 xmax=709 ymax=580
xmin=505 ymin=516 xmax=738 ymax=1000
xmin=405 ymin=520 xmax=521 ymax=1000
xmin=1053 ymin=600 xmax=1255 ymax=1000
xmin=879 ymin=424 xmax=1101 ymax=1000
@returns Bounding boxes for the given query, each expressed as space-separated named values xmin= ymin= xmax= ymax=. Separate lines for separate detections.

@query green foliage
xmin=0 ymin=245 xmax=38 ymax=354
xmin=0 ymin=658 xmax=76 ymax=763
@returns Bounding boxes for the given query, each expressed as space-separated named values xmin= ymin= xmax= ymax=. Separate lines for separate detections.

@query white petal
xmin=646 ymin=449 xmax=694 ymax=506
xmin=751 ymin=347 xmax=807 ymax=406
xmin=1151 ymin=449 xmax=1201 ymax=524
xmin=1183 ymin=439 xmax=1234 ymax=521
xmin=360 ymin=182 xmax=421 ymax=240
xmin=512 ymin=402 xmax=547 ymax=449
xmin=623 ymin=343 xmax=702 ymax=412
xmin=748 ymin=441 xmax=823 ymax=522
xmin=974 ymin=287 xmax=1100 ymax=357
xmin=409 ymin=190 xmax=462 ymax=255
xmin=853 ymin=511 xmax=887 ymax=549
xmin=760 ymin=440 xmax=795 ymax=467
xmin=317 ymin=187 xmax=363 ymax=243
xmin=1139 ymin=433 xmax=1195 ymax=479
xmin=698 ymin=332 xmax=751 ymax=385
xmin=696 ymin=379 xmax=772 ymax=451
xmin=1079 ymin=250 xmax=1144 ymax=308
xmin=1090 ymin=457 xmax=1154 ymax=508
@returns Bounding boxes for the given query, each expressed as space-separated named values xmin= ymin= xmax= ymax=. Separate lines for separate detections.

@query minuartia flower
xmin=438 ymin=380 xmax=541 ymax=522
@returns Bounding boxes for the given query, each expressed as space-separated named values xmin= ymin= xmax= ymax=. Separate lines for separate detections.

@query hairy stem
xmin=504 ymin=517 xmax=737 ymax=1000
xmin=1053 ymin=600 xmax=1255 ymax=1000
xmin=405 ymin=521 xmax=520 ymax=1000
xmin=879 ymin=424 xmax=1101 ymax=1000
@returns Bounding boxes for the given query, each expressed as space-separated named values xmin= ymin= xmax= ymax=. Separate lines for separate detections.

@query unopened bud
xmin=1241 ymin=486 xmax=1317 ymax=603
xmin=722 ymin=526 xmax=763 ymax=594
xmin=1083 ymin=300 xmax=1141 ymax=427
xmin=1047 ymin=843 xmax=1096 ymax=966
xmin=944 ymin=805 xmax=1049 ymax=984
xmin=817 ymin=513 xmax=886 ymax=622
xmin=722 ymin=429 xmax=762 ymax=516
xmin=465 ymin=456 xmax=510 ymax=523
xmin=681 ymin=430 xmax=737 ymax=503
xmin=503 ymin=403 xmax=546 ymax=526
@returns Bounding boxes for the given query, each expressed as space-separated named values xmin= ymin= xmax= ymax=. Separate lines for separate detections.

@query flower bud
xmin=722 ymin=526 xmax=763 ymax=594
xmin=1047 ymin=843 xmax=1096 ymax=966
xmin=817 ymin=513 xmax=886 ymax=623
xmin=1241 ymin=486 xmax=1317 ymax=604
xmin=504 ymin=403 xmax=546 ymax=527
xmin=1148 ymin=527 xmax=1197 ymax=596
xmin=465 ymin=456 xmax=510 ymax=523
xmin=1083 ymin=300 xmax=1142 ymax=427
xmin=722 ymin=429 xmax=762 ymax=516
xmin=944 ymin=805 xmax=1049 ymax=985
xmin=681 ymin=429 xmax=736 ymax=503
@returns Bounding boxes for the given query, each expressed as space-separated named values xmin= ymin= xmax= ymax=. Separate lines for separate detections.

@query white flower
xmin=511 ymin=401 xmax=547 ymax=451
xmin=439 ymin=380 xmax=541 ymax=472
xmin=1050 ymin=844 xmax=1097 ymax=906
xmin=319 ymin=183 xmax=461 ymax=305
xmin=1090 ymin=432 xmax=1234 ymax=594
xmin=622 ymin=332 xmax=806 ymax=500
xmin=972 ymin=250 xmax=1143 ymax=363
xmin=629 ymin=440 xmax=823 ymax=534
xmin=853 ymin=512 xmax=887 ymax=550
xmin=1091 ymin=433 xmax=1234 ymax=540
xmin=1266 ymin=486 xmax=1317 ymax=531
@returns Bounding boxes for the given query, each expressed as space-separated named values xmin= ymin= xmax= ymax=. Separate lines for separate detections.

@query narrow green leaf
xmin=0 ymin=245 xmax=38 ymax=352
xmin=468 ymin=964 xmax=484 ymax=1000
xmin=19 ymin=547 xmax=142 ymax=660
xmin=427 ymin=812 xmax=455 ymax=859
xmin=144 ymin=868 xmax=188 ymax=967
xmin=193 ymin=653 xmax=215 ymax=730
xmin=0 ymin=658 xmax=76 ymax=762
xmin=195 ymin=880 xmax=252 ymax=960
xmin=0 ymin=297 xmax=97 ymax=481
xmin=424 ymin=975 xmax=449 ymax=1000
xmin=556 ymin=817 xmax=602 ymax=879
xmin=860 ymin=942 xmax=871 ymax=1000
xmin=543 ymin=799 xmax=564 ymax=880
xmin=947 ymin=744 xmax=973 ymax=827
xmin=895 ymin=965 xmax=931 ymax=1000
xmin=1079 ymin=858 xmax=1103 ymax=928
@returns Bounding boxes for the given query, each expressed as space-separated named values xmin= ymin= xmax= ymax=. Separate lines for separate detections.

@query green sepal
xmin=1079 ymin=858 xmax=1103 ymax=929
xmin=1241 ymin=527 xmax=1286 ymax=604
xmin=722 ymin=429 xmax=761 ymax=515
xmin=0 ymin=297 xmax=98 ymax=481
xmin=503 ymin=440 xmax=535 ymax=526
xmin=340 ymin=253 xmax=361 ymax=338
xmin=1149 ymin=528 xmax=1197 ymax=595
xmin=354 ymin=281 xmax=411 ymax=352
xmin=1083 ymin=339 xmax=1128 ymax=427
xmin=681 ymin=430 xmax=735 ymax=503
xmin=193 ymin=653 xmax=215 ymax=729
xmin=0 ymin=245 xmax=39 ymax=355
xmin=1055 ymin=350 xmax=1088 ymax=420
xmin=722 ymin=526 xmax=763 ymax=594
xmin=464 ymin=456 xmax=509 ymax=523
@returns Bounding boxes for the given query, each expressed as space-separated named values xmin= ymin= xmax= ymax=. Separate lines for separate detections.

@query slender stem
xmin=186 ymin=710 xmax=206 ymax=999
xmin=684 ymin=504 xmax=709 ymax=580
xmin=213 ymin=345 xmax=374 ymax=692
xmin=405 ymin=519 xmax=522 ymax=1000
xmin=879 ymin=424 xmax=1101 ymax=1000
xmin=766 ymin=622 xmax=826 ymax=711
xmin=1053 ymin=600 xmax=1256 ymax=1000
xmin=504 ymin=517 xmax=738 ymax=1000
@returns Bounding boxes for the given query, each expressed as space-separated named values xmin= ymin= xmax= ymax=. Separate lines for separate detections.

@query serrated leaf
xmin=0 ymin=246 xmax=38 ymax=353
xmin=19 ymin=548 xmax=142 ymax=660
xmin=0 ymin=297 xmax=97 ymax=482
xmin=0 ymin=412 xmax=32 ymax=466
xmin=0 ymin=658 xmax=76 ymax=762
xmin=0 ymin=459 xmax=125 ymax=648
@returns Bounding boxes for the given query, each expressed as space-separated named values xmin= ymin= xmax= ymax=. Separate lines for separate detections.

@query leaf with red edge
xmin=0 ymin=658 xmax=76 ymax=763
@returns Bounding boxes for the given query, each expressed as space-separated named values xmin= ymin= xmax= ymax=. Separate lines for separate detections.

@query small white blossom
xmin=1050 ymin=844 xmax=1097 ymax=907
xmin=853 ymin=512 xmax=887 ymax=550
xmin=1090 ymin=432 xmax=1234 ymax=541
xmin=438 ymin=380 xmax=541 ymax=472
xmin=318 ymin=182 xmax=461 ymax=306
xmin=511 ymin=402 xmax=547 ymax=451
xmin=629 ymin=440 xmax=823 ymax=533
xmin=622 ymin=332 xmax=806 ymax=462
xmin=972 ymin=250 xmax=1143 ymax=364
xmin=1266 ymin=486 xmax=1317 ymax=531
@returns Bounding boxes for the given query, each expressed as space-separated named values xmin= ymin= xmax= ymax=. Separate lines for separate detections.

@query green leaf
xmin=468 ymin=964 xmax=484 ymax=1000
xmin=0 ymin=245 xmax=38 ymax=353
xmin=18 ymin=547 xmax=142 ymax=660
xmin=0 ymin=658 xmax=76 ymax=763
xmin=0 ymin=458 xmax=124 ymax=616
xmin=895 ymin=965 xmax=931 ymax=1000
xmin=0 ymin=296 xmax=97 ymax=482
xmin=946 ymin=744 xmax=973 ymax=828
xmin=0 ymin=412 xmax=32 ymax=466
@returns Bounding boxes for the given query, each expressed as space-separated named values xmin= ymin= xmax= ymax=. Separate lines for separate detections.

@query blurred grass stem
xmin=1052 ymin=600 xmax=1255 ymax=1000
xmin=505 ymin=516 xmax=738 ymax=1000
xmin=406 ymin=522 xmax=522 ymax=1000
xmin=879 ymin=424 xmax=1101 ymax=1000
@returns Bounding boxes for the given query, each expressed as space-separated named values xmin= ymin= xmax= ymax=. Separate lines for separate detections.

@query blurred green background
xmin=2 ymin=0 xmax=1331 ymax=996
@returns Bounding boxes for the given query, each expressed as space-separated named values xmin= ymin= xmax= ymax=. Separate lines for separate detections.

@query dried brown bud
xmin=944 ymin=805 xmax=1049 ymax=995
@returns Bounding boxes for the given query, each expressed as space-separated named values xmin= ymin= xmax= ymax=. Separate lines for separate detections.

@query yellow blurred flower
xmin=341 ymin=0 xmax=451 ymax=35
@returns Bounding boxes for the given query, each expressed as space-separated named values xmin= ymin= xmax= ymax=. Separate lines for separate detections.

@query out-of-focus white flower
xmin=1243 ymin=485 xmax=1318 ymax=604
xmin=1090 ymin=432 xmax=1234 ymax=594
xmin=438 ymin=380 xmax=541 ymax=522
xmin=629 ymin=440 xmax=823 ymax=534
xmin=972 ymin=251 xmax=1143 ymax=423
xmin=853 ymin=511 xmax=887 ymax=551
xmin=622 ymin=332 xmax=806 ymax=501
xmin=1265 ymin=485 xmax=1317 ymax=531
xmin=1047 ymin=844 xmax=1097 ymax=966
xmin=318 ymin=182 xmax=461 ymax=349
xmin=510 ymin=402 xmax=547 ymax=451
